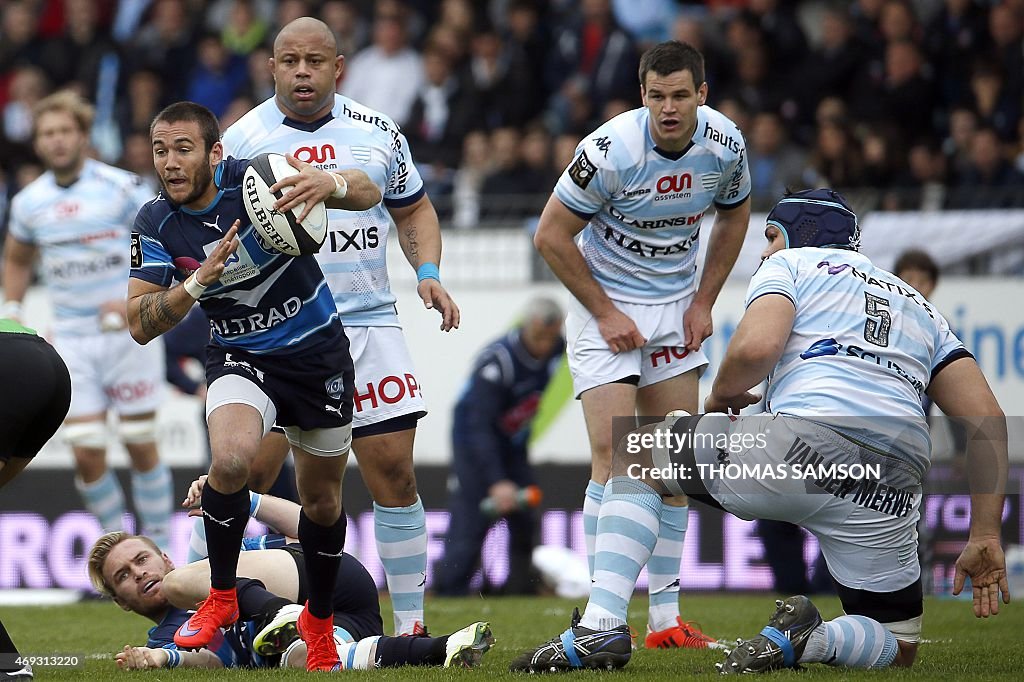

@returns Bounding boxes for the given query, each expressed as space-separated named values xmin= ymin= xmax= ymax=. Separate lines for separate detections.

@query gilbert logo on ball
xmin=243 ymin=153 xmax=328 ymax=256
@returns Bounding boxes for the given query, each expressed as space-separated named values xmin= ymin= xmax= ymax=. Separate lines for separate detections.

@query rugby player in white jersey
xmin=2 ymin=91 xmax=174 ymax=549
xmin=532 ymin=40 xmax=751 ymax=650
xmin=513 ymin=188 xmax=1008 ymax=673
xmin=222 ymin=17 xmax=459 ymax=636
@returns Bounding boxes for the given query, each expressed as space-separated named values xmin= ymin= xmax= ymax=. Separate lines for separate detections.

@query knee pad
xmin=63 ymin=421 xmax=108 ymax=449
xmin=881 ymin=615 xmax=922 ymax=644
xmin=284 ymin=424 xmax=352 ymax=457
xmin=118 ymin=418 xmax=157 ymax=444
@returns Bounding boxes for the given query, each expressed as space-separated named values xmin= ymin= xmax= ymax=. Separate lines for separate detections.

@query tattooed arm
xmin=127 ymin=222 xmax=240 ymax=344
xmin=390 ymin=195 xmax=460 ymax=331
xmin=127 ymin=278 xmax=195 ymax=344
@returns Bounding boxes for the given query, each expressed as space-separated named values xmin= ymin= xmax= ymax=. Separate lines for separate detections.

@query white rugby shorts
xmin=566 ymin=294 xmax=708 ymax=397
xmin=54 ymin=330 xmax=165 ymax=418
xmin=345 ymin=326 xmax=427 ymax=429
xmin=692 ymin=413 xmax=922 ymax=593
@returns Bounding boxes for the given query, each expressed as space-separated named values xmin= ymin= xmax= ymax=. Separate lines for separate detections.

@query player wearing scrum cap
xmin=517 ymin=189 xmax=1008 ymax=673
xmin=127 ymin=99 xmax=381 ymax=672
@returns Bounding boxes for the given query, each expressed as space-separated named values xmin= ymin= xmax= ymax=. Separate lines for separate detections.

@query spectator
xmin=987 ymin=2 xmax=1024 ymax=95
xmin=745 ymin=0 xmax=807 ymax=78
xmin=0 ymin=1 xmax=41 ymax=76
xmin=38 ymin=0 xmax=114 ymax=93
xmin=923 ymin=0 xmax=989 ymax=107
xmin=220 ymin=0 xmax=269 ymax=56
xmin=968 ymin=60 xmax=1021 ymax=141
xmin=949 ymin=126 xmax=1024 ymax=207
xmin=502 ymin=0 xmax=551 ymax=124
xmin=451 ymin=130 xmax=491 ymax=229
xmin=611 ymin=0 xmax=678 ymax=48
xmin=185 ymin=34 xmax=248 ymax=118
xmin=864 ymin=40 xmax=936 ymax=138
xmin=481 ymin=125 xmax=553 ymax=219
xmin=546 ymin=0 xmax=638 ymax=128
xmin=131 ymin=0 xmax=198 ymax=102
xmin=406 ymin=41 xmax=479 ymax=171
xmin=2 ymin=66 xmax=48 ymax=146
xmin=117 ymin=131 xmax=160 ymax=193
xmin=117 ymin=70 xmax=163 ymax=139
xmin=796 ymin=7 xmax=863 ymax=126
xmin=435 ymin=297 xmax=565 ymax=596
xmin=747 ymin=110 xmax=807 ymax=210
xmin=861 ymin=125 xmax=905 ymax=188
xmin=889 ymin=140 xmax=947 ymax=211
xmin=322 ymin=0 xmax=369 ymax=58
xmin=805 ymin=120 xmax=866 ymax=188
xmin=340 ymin=8 xmax=424 ymax=126
xmin=243 ymin=46 xmax=275 ymax=103
xmin=943 ymin=105 xmax=978 ymax=181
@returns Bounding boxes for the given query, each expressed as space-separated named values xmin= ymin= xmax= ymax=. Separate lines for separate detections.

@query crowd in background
xmin=1 ymin=0 xmax=1023 ymax=233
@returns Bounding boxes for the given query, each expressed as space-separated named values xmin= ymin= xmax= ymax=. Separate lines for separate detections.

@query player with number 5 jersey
xmin=222 ymin=17 xmax=459 ymax=637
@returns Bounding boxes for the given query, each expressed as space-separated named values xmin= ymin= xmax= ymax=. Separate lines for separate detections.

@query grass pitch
xmin=6 ymin=594 xmax=1022 ymax=680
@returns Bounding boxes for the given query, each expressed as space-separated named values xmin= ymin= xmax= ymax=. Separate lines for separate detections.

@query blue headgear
xmin=765 ymin=189 xmax=860 ymax=251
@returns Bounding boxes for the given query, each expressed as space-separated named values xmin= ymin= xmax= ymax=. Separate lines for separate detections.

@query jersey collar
xmin=282 ymin=112 xmax=334 ymax=132
xmin=648 ymin=107 xmax=700 ymax=161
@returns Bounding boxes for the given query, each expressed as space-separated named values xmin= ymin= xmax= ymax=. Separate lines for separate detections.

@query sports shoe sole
xmin=253 ymin=606 xmax=303 ymax=656
xmin=445 ymin=622 xmax=496 ymax=668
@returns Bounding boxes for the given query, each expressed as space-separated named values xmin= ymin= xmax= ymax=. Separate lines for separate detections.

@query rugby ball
xmin=243 ymin=153 xmax=328 ymax=256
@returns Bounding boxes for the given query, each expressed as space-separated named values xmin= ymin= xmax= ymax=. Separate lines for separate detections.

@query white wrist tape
xmin=183 ymin=274 xmax=208 ymax=299
xmin=331 ymin=172 xmax=348 ymax=199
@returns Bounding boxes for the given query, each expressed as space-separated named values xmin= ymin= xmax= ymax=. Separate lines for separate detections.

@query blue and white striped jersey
xmin=747 ymin=247 xmax=971 ymax=476
xmin=129 ymin=157 xmax=343 ymax=355
xmin=222 ymin=94 xmax=425 ymax=327
xmin=9 ymin=159 xmax=154 ymax=336
xmin=554 ymin=105 xmax=750 ymax=304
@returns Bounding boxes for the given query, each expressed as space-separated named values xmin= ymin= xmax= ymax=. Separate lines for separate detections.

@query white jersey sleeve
xmin=7 ymin=192 xmax=34 ymax=244
xmin=554 ymin=136 xmax=620 ymax=218
xmin=745 ymin=254 xmax=798 ymax=308
xmin=384 ymin=127 xmax=424 ymax=206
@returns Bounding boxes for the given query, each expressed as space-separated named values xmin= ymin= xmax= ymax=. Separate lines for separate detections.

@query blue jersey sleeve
xmin=745 ymin=252 xmax=798 ymax=308
xmin=130 ymin=206 xmax=176 ymax=287
xmin=215 ymin=157 xmax=250 ymax=189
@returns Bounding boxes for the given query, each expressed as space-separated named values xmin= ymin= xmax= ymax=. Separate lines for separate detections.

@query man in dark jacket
xmin=436 ymin=298 xmax=565 ymax=596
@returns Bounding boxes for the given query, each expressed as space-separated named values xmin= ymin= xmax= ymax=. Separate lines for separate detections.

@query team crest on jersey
xmin=569 ymin=150 xmax=596 ymax=189
xmin=130 ymin=232 xmax=143 ymax=267
xmin=700 ymin=172 xmax=722 ymax=191
xmin=350 ymin=146 xmax=372 ymax=164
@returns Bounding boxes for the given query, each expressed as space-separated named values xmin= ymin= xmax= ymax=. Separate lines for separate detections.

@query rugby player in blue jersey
xmin=127 ymin=100 xmax=380 ymax=671
xmin=87 ymin=488 xmax=493 ymax=671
